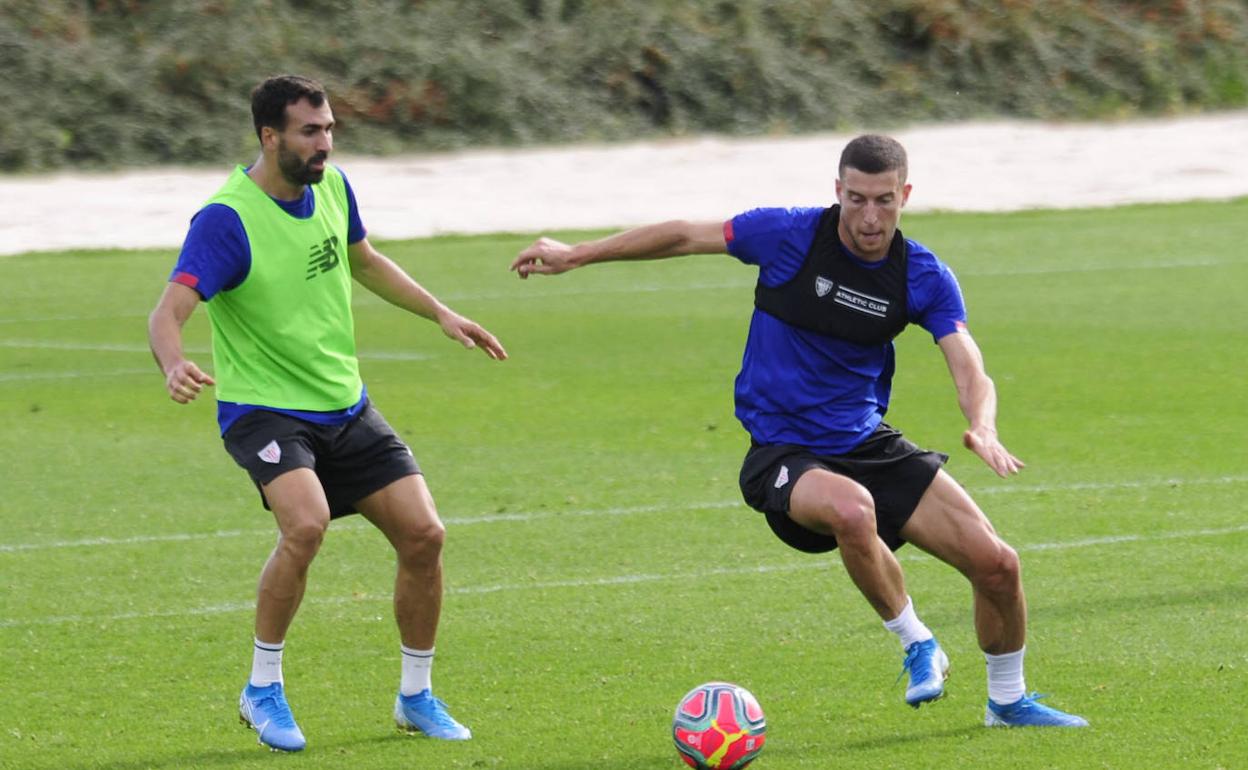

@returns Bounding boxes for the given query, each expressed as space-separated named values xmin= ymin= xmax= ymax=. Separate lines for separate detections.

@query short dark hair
xmin=838 ymin=134 xmax=908 ymax=182
xmin=250 ymin=75 xmax=328 ymax=141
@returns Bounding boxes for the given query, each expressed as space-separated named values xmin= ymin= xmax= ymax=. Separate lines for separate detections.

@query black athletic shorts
xmin=738 ymin=423 xmax=947 ymax=553
xmin=222 ymin=401 xmax=421 ymax=519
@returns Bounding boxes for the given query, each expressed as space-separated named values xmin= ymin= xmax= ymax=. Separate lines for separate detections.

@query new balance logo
xmin=306 ymin=235 xmax=341 ymax=279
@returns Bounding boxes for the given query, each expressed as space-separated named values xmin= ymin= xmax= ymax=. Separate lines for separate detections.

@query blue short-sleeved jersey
xmin=726 ymin=207 xmax=967 ymax=454
xmin=168 ymin=165 xmax=369 ymax=434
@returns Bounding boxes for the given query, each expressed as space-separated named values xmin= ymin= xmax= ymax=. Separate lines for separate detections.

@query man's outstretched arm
xmin=510 ymin=220 xmax=727 ymax=278
xmin=348 ymin=237 xmax=507 ymax=360
xmin=937 ymin=331 xmax=1025 ymax=478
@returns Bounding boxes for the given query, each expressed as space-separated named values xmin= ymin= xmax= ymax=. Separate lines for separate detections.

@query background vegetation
xmin=2 ymin=0 xmax=1246 ymax=172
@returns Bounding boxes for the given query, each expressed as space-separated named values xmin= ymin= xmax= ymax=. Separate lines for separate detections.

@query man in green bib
xmin=148 ymin=75 xmax=507 ymax=752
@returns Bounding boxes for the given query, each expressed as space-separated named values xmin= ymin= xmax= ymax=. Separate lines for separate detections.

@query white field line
xmin=0 ymin=501 xmax=743 ymax=554
xmin=971 ymin=475 xmax=1248 ymax=495
xmin=0 ymin=339 xmax=161 ymax=352
xmin=0 ymin=367 xmax=154 ymax=382
xmin=0 ymin=313 xmax=140 ymax=325
xmin=2 ymin=475 xmax=1246 ymax=556
xmin=3 ymin=521 xmax=1246 ymax=630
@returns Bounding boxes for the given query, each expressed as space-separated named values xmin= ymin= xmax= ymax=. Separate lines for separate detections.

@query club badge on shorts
xmin=774 ymin=464 xmax=790 ymax=488
xmin=258 ymin=440 xmax=282 ymax=464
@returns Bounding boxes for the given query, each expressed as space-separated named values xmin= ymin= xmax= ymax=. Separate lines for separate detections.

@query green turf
xmin=2 ymin=199 xmax=1246 ymax=769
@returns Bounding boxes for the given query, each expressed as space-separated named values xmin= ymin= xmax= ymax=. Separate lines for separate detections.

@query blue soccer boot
xmin=239 ymin=682 xmax=307 ymax=751
xmin=900 ymin=638 xmax=950 ymax=708
xmin=985 ymin=692 xmax=1089 ymax=727
xmin=395 ymin=689 xmax=472 ymax=740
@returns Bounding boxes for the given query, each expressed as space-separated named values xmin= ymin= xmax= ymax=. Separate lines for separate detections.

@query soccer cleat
xmin=395 ymin=689 xmax=472 ymax=740
xmin=900 ymin=638 xmax=950 ymax=708
xmin=239 ymin=682 xmax=307 ymax=752
xmin=985 ymin=692 xmax=1089 ymax=727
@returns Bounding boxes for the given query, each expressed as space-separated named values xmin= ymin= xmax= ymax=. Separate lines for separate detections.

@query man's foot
xmin=239 ymin=682 xmax=307 ymax=752
xmin=985 ymin=692 xmax=1089 ymax=727
xmin=901 ymin=638 xmax=950 ymax=708
xmin=394 ymin=689 xmax=472 ymax=740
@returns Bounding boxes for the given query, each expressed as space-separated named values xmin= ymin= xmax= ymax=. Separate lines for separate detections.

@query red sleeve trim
xmin=172 ymin=271 xmax=200 ymax=289
xmin=723 ymin=219 xmax=735 ymax=244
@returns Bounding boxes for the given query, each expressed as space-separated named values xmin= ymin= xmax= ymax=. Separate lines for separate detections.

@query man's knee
xmin=394 ymin=518 xmax=446 ymax=564
xmin=972 ymin=541 xmax=1021 ymax=596
xmin=277 ymin=515 xmax=329 ymax=562
xmin=793 ymin=473 xmax=877 ymax=541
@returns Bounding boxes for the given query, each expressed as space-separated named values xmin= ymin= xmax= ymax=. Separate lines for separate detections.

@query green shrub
xmin=2 ymin=0 xmax=1245 ymax=171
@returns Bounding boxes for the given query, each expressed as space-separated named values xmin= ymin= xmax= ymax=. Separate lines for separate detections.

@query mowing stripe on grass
xmin=0 ymin=367 xmax=154 ymax=382
xmin=958 ymin=256 xmax=1241 ymax=277
xmin=1 ymin=252 xmax=1242 ymax=325
xmin=3 ymin=522 xmax=1246 ymax=629
xmin=2 ymin=475 xmax=1246 ymax=554
xmin=0 ymin=339 xmax=432 ymax=361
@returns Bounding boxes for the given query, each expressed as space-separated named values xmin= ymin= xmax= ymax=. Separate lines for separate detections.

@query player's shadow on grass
xmin=1029 ymin=582 xmax=1247 ymax=621
xmin=414 ymin=745 xmax=681 ymax=770
xmin=525 ymin=753 xmax=676 ymax=770
xmin=85 ymin=734 xmax=676 ymax=770
xmin=846 ymin=582 xmax=1248 ymax=639
xmin=838 ymin=722 xmax=985 ymax=752
xmin=84 ymin=732 xmax=400 ymax=770
xmin=86 ymin=748 xmax=285 ymax=770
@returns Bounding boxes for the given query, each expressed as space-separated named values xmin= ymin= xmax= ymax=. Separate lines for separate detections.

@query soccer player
xmin=509 ymin=135 xmax=1087 ymax=728
xmin=148 ymin=75 xmax=506 ymax=752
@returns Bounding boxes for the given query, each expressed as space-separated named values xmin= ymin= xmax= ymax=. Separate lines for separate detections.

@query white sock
xmin=250 ymin=638 xmax=284 ymax=687
xmin=985 ymin=647 xmax=1026 ymax=705
xmin=400 ymin=645 xmax=434 ymax=696
xmin=882 ymin=596 xmax=934 ymax=650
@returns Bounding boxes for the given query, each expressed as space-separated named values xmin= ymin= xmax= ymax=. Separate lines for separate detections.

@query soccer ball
xmin=672 ymin=682 xmax=767 ymax=769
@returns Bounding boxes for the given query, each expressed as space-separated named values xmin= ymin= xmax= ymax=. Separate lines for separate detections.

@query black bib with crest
xmin=753 ymin=205 xmax=909 ymax=345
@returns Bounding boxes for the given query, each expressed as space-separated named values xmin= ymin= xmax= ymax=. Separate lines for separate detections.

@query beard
xmin=277 ymin=140 xmax=327 ymax=186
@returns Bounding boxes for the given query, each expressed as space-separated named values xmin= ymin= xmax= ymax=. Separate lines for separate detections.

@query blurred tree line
xmin=1 ymin=0 xmax=1245 ymax=171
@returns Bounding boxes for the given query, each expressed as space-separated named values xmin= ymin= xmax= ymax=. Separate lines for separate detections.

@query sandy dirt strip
xmin=1 ymin=110 xmax=1245 ymax=257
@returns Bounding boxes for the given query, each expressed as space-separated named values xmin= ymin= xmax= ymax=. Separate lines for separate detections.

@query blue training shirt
xmin=168 ymin=165 xmax=369 ymax=435
xmin=726 ymin=207 xmax=968 ymax=454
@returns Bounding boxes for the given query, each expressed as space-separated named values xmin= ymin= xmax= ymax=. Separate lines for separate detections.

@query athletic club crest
xmin=257 ymin=440 xmax=282 ymax=464
xmin=815 ymin=276 xmax=834 ymax=297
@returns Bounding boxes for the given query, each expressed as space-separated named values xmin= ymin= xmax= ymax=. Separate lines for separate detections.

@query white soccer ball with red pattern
xmin=672 ymin=681 xmax=767 ymax=769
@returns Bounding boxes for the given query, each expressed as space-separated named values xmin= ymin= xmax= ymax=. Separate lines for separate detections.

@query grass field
xmin=1 ymin=199 xmax=1246 ymax=770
